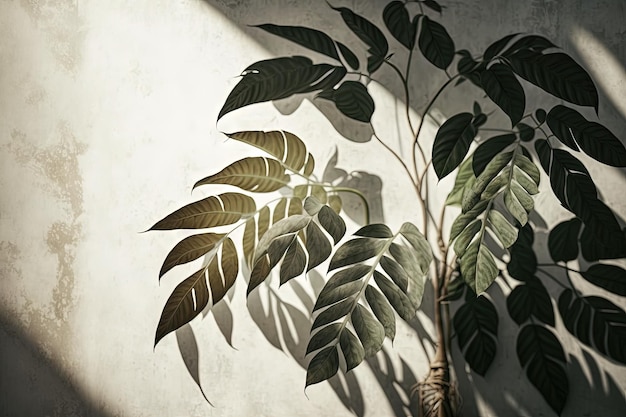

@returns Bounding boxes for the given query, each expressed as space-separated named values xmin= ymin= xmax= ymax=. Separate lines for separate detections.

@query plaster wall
xmin=1 ymin=1 xmax=625 ymax=416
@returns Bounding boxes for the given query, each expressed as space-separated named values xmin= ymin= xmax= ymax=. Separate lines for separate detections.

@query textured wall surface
xmin=1 ymin=0 xmax=625 ymax=416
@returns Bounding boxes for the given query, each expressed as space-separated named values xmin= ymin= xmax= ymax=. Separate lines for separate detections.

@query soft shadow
xmin=0 ymin=312 xmax=113 ymax=417
xmin=175 ymin=324 xmax=213 ymax=405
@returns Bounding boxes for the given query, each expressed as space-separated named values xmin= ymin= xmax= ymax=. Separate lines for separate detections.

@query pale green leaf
xmin=460 ymin=241 xmax=499 ymax=294
xmin=365 ymin=285 xmax=396 ymax=340
xmin=487 ymin=210 xmax=518 ymax=248
xmin=373 ymin=271 xmax=415 ymax=321
xmin=453 ymin=219 xmax=481 ymax=257
xmin=351 ymin=304 xmax=385 ymax=357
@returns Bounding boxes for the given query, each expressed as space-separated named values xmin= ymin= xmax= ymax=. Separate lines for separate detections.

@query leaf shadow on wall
xmin=0 ymin=312 xmax=113 ymax=417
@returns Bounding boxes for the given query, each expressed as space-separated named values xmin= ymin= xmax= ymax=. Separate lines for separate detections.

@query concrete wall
xmin=1 ymin=0 xmax=625 ymax=416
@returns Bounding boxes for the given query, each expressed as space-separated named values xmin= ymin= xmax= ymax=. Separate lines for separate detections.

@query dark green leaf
xmin=306 ymin=221 xmax=332 ymax=271
xmin=318 ymin=205 xmax=346 ymax=244
xmin=280 ymin=239 xmax=307 ymax=285
xmin=351 ymin=304 xmax=385 ymax=357
xmin=472 ymin=134 xmax=516 ymax=176
xmin=453 ymin=296 xmax=498 ymax=376
xmin=507 ymin=225 xmax=537 ymax=281
xmin=255 ymin=215 xmax=310 ymax=262
xmin=480 ymin=63 xmax=526 ymax=126
xmin=517 ymin=123 xmax=535 ymax=142
xmin=307 ymin=323 xmax=342 ymax=354
xmin=337 ymin=42 xmax=359 ymax=70
xmin=505 ymin=35 xmax=558 ymax=55
xmin=312 ymin=296 xmax=356 ymax=329
xmin=559 ymin=289 xmax=626 ymax=364
xmin=194 ymin=157 xmax=289 ymax=192
xmin=507 ymin=51 xmax=598 ymax=111
xmin=306 ymin=346 xmax=339 ymax=387
xmin=483 ymin=33 xmax=519 ymax=61
xmin=365 ymin=285 xmax=396 ymax=340
xmin=373 ymin=271 xmax=415 ymax=321
xmin=548 ymin=218 xmax=581 ymax=262
xmin=432 ymin=113 xmax=476 ymax=179
xmin=418 ymin=15 xmax=455 ymax=69
xmin=150 ymin=192 xmax=256 ymax=230
xmin=581 ymin=264 xmax=626 ymax=296
xmin=380 ymin=256 xmax=408 ymax=291
xmin=507 ymin=277 xmax=555 ymax=325
xmin=256 ymin=24 xmax=340 ymax=60
xmin=332 ymin=81 xmax=375 ymax=123
xmin=423 ymin=0 xmax=443 ymax=13
xmin=580 ymin=225 xmax=626 ymax=261
xmin=340 ymin=328 xmax=365 ymax=371
xmin=547 ymin=105 xmax=626 ymax=166
xmin=535 ymin=108 xmax=547 ymax=123
xmin=329 ymin=238 xmax=386 ymax=271
xmin=355 ymin=224 xmax=393 ymax=238
xmin=331 ymin=5 xmax=389 ymax=73
xmin=517 ymin=325 xmax=568 ymax=415
xmin=159 ymin=233 xmax=225 ymax=278
xmin=314 ymin=265 xmax=370 ymax=310
xmin=383 ymin=1 xmax=414 ymax=49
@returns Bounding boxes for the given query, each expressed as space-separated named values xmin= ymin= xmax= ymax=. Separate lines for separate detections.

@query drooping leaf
xmin=432 ymin=113 xmax=476 ymax=179
xmin=423 ymin=0 xmax=443 ymax=13
xmin=325 ymin=81 xmax=375 ymax=123
xmin=306 ymin=221 xmax=332 ymax=271
xmin=331 ymin=5 xmax=389 ymax=73
xmin=159 ymin=233 xmax=225 ymax=278
xmin=480 ymin=63 xmax=526 ymax=126
xmin=453 ymin=295 xmax=498 ymax=376
xmin=418 ymin=15 xmax=455 ymax=69
xmin=507 ymin=51 xmax=599 ymax=111
xmin=328 ymin=237 xmax=386 ymax=271
xmin=337 ymin=42 xmax=359 ymax=70
xmin=280 ymin=238 xmax=307 ymax=285
xmin=314 ymin=265 xmax=369 ymax=311
xmin=340 ymin=328 xmax=365 ymax=371
xmin=580 ymin=264 xmax=626 ymax=296
xmin=351 ymin=304 xmax=385 ymax=357
xmin=487 ymin=209 xmax=518 ymax=248
xmin=483 ymin=33 xmax=519 ymax=61
xmin=150 ymin=193 xmax=256 ymax=230
xmin=318 ymin=205 xmax=346 ymax=244
xmin=312 ymin=296 xmax=356 ymax=330
xmin=306 ymin=346 xmax=339 ymax=387
xmin=517 ymin=324 xmax=568 ymax=415
xmin=446 ymin=156 xmax=476 ymax=206
xmin=547 ymin=105 xmax=626 ymax=167
xmin=548 ymin=218 xmax=581 ymax=262
xmin=373 ymin=270 xmax=415 ymax=321
xmin=507 ymin=224 xmax=537 ymax=281
xmin=504 ymin=35 xmax=558 ymax=56
xmin=208 ymin=238 xmax=238 ymax=304
xmin=194 ymin=157 xmax=289 ymax=192
xmin=355 ymin=223 xmax=393 ymax=238
xmin=399 ymin=222 xmax=433 ymax=273
xmin=365 ymin=285 xmax=396 ymax=340
xmin=307 ymin=323 xmax=343 ymax=354
xmin=507 ymin=277 xmax=555 ymax=325
xmin=383 ymin=1 xmax=414 ymax=49
xmin=559 ymin=289 xmax=626 ymax=364
xmin=255 ymin=215 xmax=311 ymax=263
xmin=460 ymin=241 xmax=499 ymax=294
xmin=218 ymin=56 xmax=341 ymax=119
xmin=256 ymin=24 xmax=341 ymax=61
xmin=226 ymin=130 xmax=316 ymax=174
xmin=472 ymin=134 xmax=516 ymax=176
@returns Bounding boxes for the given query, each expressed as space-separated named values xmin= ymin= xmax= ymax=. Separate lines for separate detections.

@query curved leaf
xmin=418 ymin=15 xmax=455 ymax=69
xmin=306 ymin=221 xmax=332 ymax=271
xmin=580 ymin=225 xmax=626 ymax=262
xmin=423 ymin=0 xmax=443 ymax=13
xmin=337 ymin=42 xmax=359 ymax=70
xmin=580 ymin=264 xmax=626 ymax=296
xmin=446 ymin=156 xmax=476 ymax=206
xmin=507 ymin=224 xmax=537 ymax=281
xmin=559 ymin=289 xmax=626 ymax=364
xmin=383 ymin=1 xmax=414 ymax=49
xmin=504 ymin=35 xmax=558 ymax=56
xmin=150 ymin=193 xmax=255 ymax=231
xmin=547 ymin=105 xmax=626 ymax=167
xmin=453 ymin=295 xmax=498 ymax=376
xmin=339 ymin=328 xmax=365 ymax=371
xmin=460 ymin=241 xmax=498 ymax=294
xmin=194 ymin=157 xmax=289 ymax=192
xmin=329 ymin=237 xmax=386 ymax=271
xmin=160 ymin=233 xmax=225 ymax=278
xmin=507 ymin=277 xmax=554 ymax=325
xmin=480 ymin=63 xmax=526 ymax=126
xmin=226 ymin=130 xmax=316 ymax=174
xmin=432 ymin=113 xmax=476 ymax=179
xmin=472 ymin=134 xmax=516 ymax=176
xmin=331 ymin=5 xmax=388 ymax=73
xmin=306 ymin=346 xmax=339 ymax=387
xmin=318 ymin=205 xmax=346 ymax=244
xmin=483 ymin=33 xmax=519 ymax=61
xmin=351 ymin=304 xmax=385 ymax=357
xmin=365 ymin=285 xmax=396 ymax=340
xmin=507 ymin=50 xmax=598 ymax=111
xmin=517 ymin=325 xmax=568 ymax=415
xmin=355 ymin=223 xmax=393 ymax=238
xmin=548 ymin=218 xmax=581 ymax=262
xmin=329 ymin=81 xmax=375 ymax=123
xmin=256 ymin=24 xmax=340 ymax=60
xmin=218 ymin=56 xmax=340 ymax=119
xmin=280 ymin=239 xmax=307 ymax=285
xmin=209 ymin=238 xmax=238 ymax=304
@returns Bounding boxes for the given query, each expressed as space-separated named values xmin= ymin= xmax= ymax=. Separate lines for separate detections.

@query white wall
xmin=1 ymin=1 xmax=625 ymax=416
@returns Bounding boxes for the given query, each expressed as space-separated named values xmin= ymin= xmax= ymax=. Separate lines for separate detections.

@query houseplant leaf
xmin=432 ymin=113 xmax=476 ymax=179
xmin=418 ymin=15 xmax=455 ymax=69
xmin=480 ymin=63 xmax=526 ymax=126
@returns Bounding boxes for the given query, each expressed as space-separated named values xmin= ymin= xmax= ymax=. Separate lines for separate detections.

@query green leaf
xmin=331 ymin=5 xmax=389 ymax=73
xmin=432 ymin=113 xmax=476 ymax=179
xmin=355 ymin=223 xmax=393 ymax=238
xmin=399 ymin=222 xmax=433 ymax=273
xmin=307 ymin=323 xmax=342 ymax=354
xmin=159 ymin=233 xmax=225 ymax=279
xmin=462 ymin=152 xmax=513 ymax=212
xmin=351 ymin=304 xmax=385 ymax=357
xmin=483 ymin=33 xmax=519 ymax=61
xmin=280 ymin=239 xmax=307 ymax=285
xmin=418 ymin=15 xmax=455 ymax=69
xmin=365 ymin=285 xmax=396 ymax=340
xmin=516 ymin=325 xmax=568 ymax=415
xmin=383 ymin=1 xmax=414 ymax=49
xmin=547 ymin=105 xmax=626 ymax=167
xmin=318 ymin=205 xmax=346 ymax=244
xmin=460 ymin=241 xmax=499 ymax=294
xmin=450 ymin=200 xmax=488 ymax=242
xmin=150 ymin=192 xmax=256 ymax=230
xmin=312 ymin=296 xmax=356 ymax=329
xmin=328 ymin=238 xmax=386 ymax=271
xmin=472 ymin=134 xmax=516 ymax=177
xmin=517 ymin=123 xmax=535 ymax=142
xmin=306 ymin=346 xmax=339 ymax=387
xmin=504 ymin=35 xmax=558 ymax=56
xmin=327 ymin=81 xmax=375 ymax=123
xmin=306 ymin=221 xmax=333 ymax=271
xmin=507 ymin=224 xmax=537 ymax=281
xmin=209 ymin=238 xmax=238 ymax=304
xmin=314 ymin=265 xmax=370 ymax=311
xmin=580 ymin=225 xmax=626 ymax=262
xmin=226 ymin=130 xmax=316 ymax=174
xmin=548 ymin=218 xmax=581 ymax=262
xmin=559 ymin=289 xmax=626 ymax=364
xmin=256 ymin=24 xmax=340 ymax=60
xmin=507 ymin=51 xmax=598 ymax=111
xmin=535 ymin=108 xmax=547 ymax=123
xmin=480 ymin=63 xmax=526 ymax=126
xmin=340 ymin=328 xmax=365 ymax=371
xmin=453 ymin=295 xmax=498 ymax=376
xmin=194 ymin=157 xmax=289 ymax=192
xmin=373 ymin=271 xmax=415 ymax=321
xmin=337 ymin=42 xmax=359 ymax=70
xmin=487 ymin=210 xmax=518 ymax=248
xmin=218 ymin=56 xmax=342 ymax=119
xmin=581 ymin=264 xmax=626 ymax=296
xmin=453 ymin=219 xmax=481 ymax=257
xmin=255 ymin=215 xmax=311 ymax=263
xmin=446 ymin=156 xmax=476 ymax=206
xmin=423 ymin=0 xmax=443 ymax=13
xmin=506 ymin=277 xmax=555 ymax=325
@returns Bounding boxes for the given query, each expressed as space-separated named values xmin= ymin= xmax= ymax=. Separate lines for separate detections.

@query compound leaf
xmin=453 ymin=295 xmax=498 ymax=375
